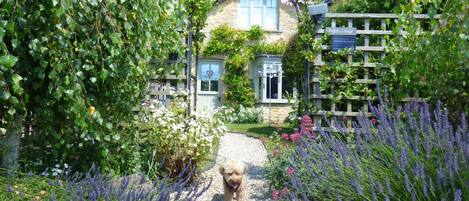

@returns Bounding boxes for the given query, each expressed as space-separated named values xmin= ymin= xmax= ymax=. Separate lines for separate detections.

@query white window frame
xmin=238 ymin=0 xmax=279 ymax=30
xmin=197 ymin=61 xmax=223 ymax=95
xmin=254 ymin=56 xmax=294 ymax=103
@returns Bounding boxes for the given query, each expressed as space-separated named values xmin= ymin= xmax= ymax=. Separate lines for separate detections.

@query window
xmin=254 ymin=57 xmax=294 ymax=103
xmin=199 ymin=63 xmax=220 ymax=92
xmin=239 ymin=0 xmax=278 ymax=30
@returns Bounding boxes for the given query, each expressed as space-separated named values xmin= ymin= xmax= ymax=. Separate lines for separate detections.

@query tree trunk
xmin=2 ymin=113 xmax=22 ymax=178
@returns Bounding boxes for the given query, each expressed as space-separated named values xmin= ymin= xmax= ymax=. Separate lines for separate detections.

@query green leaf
xmin=0 ymin=91 xmax=10 ymax=100
xmin=12 ymin=74 xmax=22 ymax=84
xmin=0 ymin=55 xmax=18 ymax=68
xmin=105 ymin=122 xmax=113 ymax=129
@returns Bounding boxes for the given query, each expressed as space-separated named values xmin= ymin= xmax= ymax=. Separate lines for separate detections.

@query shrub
xmin=233 ymin=106 xmax=264 ymax=124
xmin=281 ymin=102 xmax=469 ymax=200
xmin=138 ymin=99 xmax=226 ymax=178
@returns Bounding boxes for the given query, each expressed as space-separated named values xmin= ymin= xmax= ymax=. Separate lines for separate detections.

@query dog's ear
xmin=218 ymin=166 xmax=224 ymax=175
xmin=243 ymin=164 xmax=248 ymax=174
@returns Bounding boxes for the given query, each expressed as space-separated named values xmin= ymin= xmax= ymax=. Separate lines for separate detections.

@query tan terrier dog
xmin=219 ymin=160 xmax=247 ymax=201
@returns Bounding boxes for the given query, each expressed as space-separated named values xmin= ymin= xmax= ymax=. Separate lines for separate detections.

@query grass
xmin=226 ymin=123 xmax=295 ymax=138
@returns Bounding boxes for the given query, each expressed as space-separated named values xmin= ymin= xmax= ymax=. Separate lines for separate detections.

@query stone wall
xmin=258 ymin=103 xmax=294 ymax=125
xmin=202 ymin=0 xmax=298 ymax=45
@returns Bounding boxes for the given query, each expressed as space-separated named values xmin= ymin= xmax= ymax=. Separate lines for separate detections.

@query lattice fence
xmin=142 ymin=56 xmax=188 ymax=109
xmin=310 ymin=13 xmax=439 ymax=131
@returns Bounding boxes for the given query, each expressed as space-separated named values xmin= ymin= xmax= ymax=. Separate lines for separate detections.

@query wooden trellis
xmin=310 ymin=13 xmax=439 ymax=131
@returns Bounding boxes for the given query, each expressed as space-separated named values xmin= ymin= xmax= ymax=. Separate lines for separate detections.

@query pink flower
xmin=287 ymin=167 xmax=295 ymax=177
xmin=281 ymin=187 xmax=289 ymax=195
xmin=281 ymin=133 xmax=289 ymax=140
xmin=272 ymin=190 xmax=280 ymax=200
xmin=272 ymin=149 xmax=281 ymax=158
xmin=289 ymin=132 xmax=301 ymax=142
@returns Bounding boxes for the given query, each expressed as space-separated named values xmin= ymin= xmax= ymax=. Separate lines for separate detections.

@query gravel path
xmin=196 ymin=133 xmax=270 ymax=201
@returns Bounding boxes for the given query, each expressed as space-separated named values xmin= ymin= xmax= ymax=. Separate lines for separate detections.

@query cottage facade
xmin=193 ymin=0 xmax=299 ymax=124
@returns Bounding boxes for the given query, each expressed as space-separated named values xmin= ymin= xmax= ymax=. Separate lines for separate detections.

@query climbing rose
xmin=287 ymin=167 xmax=295 ymax=177
xmin=281 ymin=133 xmax=289 ymax=140
xmin=272 ymin=190 xmax=280 ymax=200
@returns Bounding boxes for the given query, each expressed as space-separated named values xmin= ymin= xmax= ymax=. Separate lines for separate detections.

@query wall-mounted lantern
xmin=307 ymin=3 xmax=328 ymax=22
xmin=326 ymin=27 xmax=357 ymax=52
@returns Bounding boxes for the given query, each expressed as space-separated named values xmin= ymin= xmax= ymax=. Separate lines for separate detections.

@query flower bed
xmin=267 ymin=102 xmax=469 ymax=200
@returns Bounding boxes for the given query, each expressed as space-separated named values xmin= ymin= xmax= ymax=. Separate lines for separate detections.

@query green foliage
xmin=383 ymin=0 xmax=469 ymax=118
xmin=331 ymin=0 xmax=402 ymax=13
xmin=0 ymin=174 xmax=67 ymax=200
xmin=1 ymin=1 xmax=185 ymax=174
xmin=247 ymin=25 xmax=265 ymax=40
xmin=203 ymin=25 xmax=249 ymax=55
xmin=249 ymin=41 xmax=287 ymax=55
xmin=204 ymin=24 xmax=287 ymax=107
xmin=182 ymin=0 xmax=216 ymax=54
xmin=319 ymin=49 xmax=373 ymax=101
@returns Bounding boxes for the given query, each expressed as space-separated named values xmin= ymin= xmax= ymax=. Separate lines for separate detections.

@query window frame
xmin=238 ymin=0 xmax=280 ymax=31
xmin=197 ymin=60 xmax=223 ymax=95
xmin=253 ymin=56 xmax=294 ymax=103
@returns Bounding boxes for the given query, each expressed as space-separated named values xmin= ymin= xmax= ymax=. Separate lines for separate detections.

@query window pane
xmin=251 ymin=7 xmax=262 ymax=26
xmin=210 ymin=80 xmax=219 ymax=91
xmin=201 ymin=80 xmax=210 ymax=91
xmin=200 ymin=64 xmax=211 ymax=80
xmin=265 ymin=0 xmax=274 ymax=7
xmin=266 ymin=75 xmax=279 ymax=99
xmin=240 ymin=0 xmax=249 ymax=6
xmin=264 ymin=8 xmax=277 ymax=30
xmin=238 ymin=7 xmax=250 ymax=29
xmin=253 ymin=0 xmax=263 ymax=7
xmin=282 ymin=76 xmax=294 ymax=99
xmin=210 ymin=64 xmax=220 ymax=80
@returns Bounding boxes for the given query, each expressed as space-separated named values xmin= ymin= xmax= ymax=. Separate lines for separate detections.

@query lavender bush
xmin=63 ymin=164 xmax=210 ymax=201
xmin=283 ymin=102 xmax=468 ymax=200
xmin=1 ymin=163 xmax=210 ymax=201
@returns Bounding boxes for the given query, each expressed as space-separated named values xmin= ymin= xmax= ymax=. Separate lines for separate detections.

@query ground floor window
xmin=199 ymin=62 xmax=220 ymax=92
xmin=254 ymin=56 xmax=294 ymax=103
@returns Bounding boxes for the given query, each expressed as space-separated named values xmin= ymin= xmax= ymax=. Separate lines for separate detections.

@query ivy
xmin=203 ymin=25 xmax=286 ymax=107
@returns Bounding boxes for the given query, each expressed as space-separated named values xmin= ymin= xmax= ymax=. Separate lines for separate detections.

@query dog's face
xmin=219 ymin=160 xmax=247 ymax=190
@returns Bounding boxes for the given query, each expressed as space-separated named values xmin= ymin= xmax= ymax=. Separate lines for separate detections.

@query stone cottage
xmin=192 ymin=0 xmax=299 ymax=124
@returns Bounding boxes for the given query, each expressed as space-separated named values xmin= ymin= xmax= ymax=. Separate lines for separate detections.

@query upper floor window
xmin=238 ymin=0 xmax=278 ymax=30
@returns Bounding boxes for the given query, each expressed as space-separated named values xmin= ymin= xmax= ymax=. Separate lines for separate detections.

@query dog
xmin=219 ymin=160 xmax=247 ymax=201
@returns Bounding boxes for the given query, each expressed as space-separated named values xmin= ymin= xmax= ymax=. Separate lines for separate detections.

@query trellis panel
xmin=311 ymin=13 xmax=438 ymax=131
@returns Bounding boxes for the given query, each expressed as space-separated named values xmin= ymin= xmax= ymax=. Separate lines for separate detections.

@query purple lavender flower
xmin=6 ymin=184 xmax=13 ymax=193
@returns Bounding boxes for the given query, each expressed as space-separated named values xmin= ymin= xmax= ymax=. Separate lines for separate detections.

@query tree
xmin=1 ymin=0 xmax=185 ymax=176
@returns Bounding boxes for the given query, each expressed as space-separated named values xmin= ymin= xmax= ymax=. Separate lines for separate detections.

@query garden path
xmin=197 ymin=132 xmax=270 ymax=201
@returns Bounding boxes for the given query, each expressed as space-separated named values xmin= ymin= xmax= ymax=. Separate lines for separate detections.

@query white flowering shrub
xmin=139 ymin=99 xmax=226 ymax=177
xmin=232 ymin=106 xmax=264 ymax=123
xmin=213 ymin=106 xmax=236 ymax=123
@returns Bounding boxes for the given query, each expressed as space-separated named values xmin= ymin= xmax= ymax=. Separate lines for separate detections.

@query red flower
xmin=281 ymin=133 xmax=289 ymax=140
xmin=287 ymin=167 xmax=295 ymax=177
xmin=272 ymin=190 xmax=280 ymax=200
xmin=371 ymin=117 xmax=377 ymax=125
xmin=289 ymin=132 xmax=301 ymax=142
